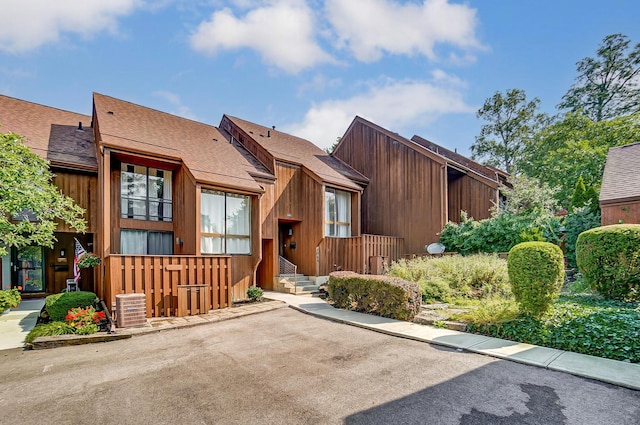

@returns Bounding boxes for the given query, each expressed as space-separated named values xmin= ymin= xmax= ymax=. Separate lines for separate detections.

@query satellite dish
xmin=426 ymin=243 xmax=446 ymax=254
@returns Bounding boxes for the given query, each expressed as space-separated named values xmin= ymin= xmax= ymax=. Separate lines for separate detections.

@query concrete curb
xmin=278 ymin=296 xmax=640 ymax=392
xmin=28 ymin=300 xmax=287 ymax=349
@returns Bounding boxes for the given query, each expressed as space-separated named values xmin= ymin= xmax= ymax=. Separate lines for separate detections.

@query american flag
xmin=73 ymin=238 xmax=87 ymax=283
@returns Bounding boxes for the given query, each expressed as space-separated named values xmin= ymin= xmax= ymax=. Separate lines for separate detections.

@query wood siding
xmin=317 ymin=235 xmax=404 ymax=275
xmin=601 ymin=202 xmax=640 ymax=225
xmin=335 ymin=120 xmax=446 ymax=255
xmin=447 ymin=174 xmax=497 ymax=223
xmin=52 ymin=171 xmax=98 ymax=233
xmin=104 ymin=255 xmax=232 ymax=317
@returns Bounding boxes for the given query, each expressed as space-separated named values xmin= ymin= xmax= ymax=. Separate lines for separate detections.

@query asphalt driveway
xmin=1 ymin=307 xmax=638 ymax=424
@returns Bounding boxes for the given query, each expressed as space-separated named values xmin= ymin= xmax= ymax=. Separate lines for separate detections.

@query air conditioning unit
xmin=115 ymin=294 xmax=147 ymax=328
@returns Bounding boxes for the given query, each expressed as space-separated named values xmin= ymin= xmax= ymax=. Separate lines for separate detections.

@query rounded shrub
xmin=576 ymin=224 xmax=640 ymax=301
xmin=507 ymin=242 xmax=564 ymax=317
xmin=45 ymin=291 xmax=99 ymax=322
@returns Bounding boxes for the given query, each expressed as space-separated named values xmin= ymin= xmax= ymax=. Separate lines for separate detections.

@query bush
xmin=563 ymin=206 xmax=600 ymax=270
xmin=576 ymin=224 xmax=640 ymax=300
xmin=439 ymin=211 xmax=561 ymax=255
xmin=508 ymin=242 xmax=564 ymax=317
xmin=45 ymin=291 xmax=99 ymax=321
xmin=467 ymin=295 xmax=640 ymax=363
xmin=26 ymin=322 xmax=75 ymax=343
xmin=386 ymin=254 xmax=511 ymax=303
xmin=328 ymin=271 xmax=421 ymax=321
xmin=247 ymin=286 xmax=264 ymax=301
xmin=0 ymin=288 xmax=21 ymax=311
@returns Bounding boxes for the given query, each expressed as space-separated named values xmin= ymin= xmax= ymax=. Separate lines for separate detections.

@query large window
xmin=120 ymin=230 xmax=173 ymax=255
xmin=121 ymin=163 xmax=172 ymax=222
xmin=201 ymin=190 xmax=251 ymax=254
xmin=325 ymin=188 xmax=351 ymax=237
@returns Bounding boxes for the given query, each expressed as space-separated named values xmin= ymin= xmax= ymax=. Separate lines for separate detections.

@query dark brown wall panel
xmin=52 ymin=171 xmax=98 ymax=233
xmin=448 ymin=175 xmax=496 ymax=223
xmin=335 ymin=121 xmax=446 ymax=255
xmin=601 ymin=202 xmax=640 ymax=225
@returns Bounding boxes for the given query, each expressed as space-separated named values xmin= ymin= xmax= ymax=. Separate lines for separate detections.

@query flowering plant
xmin=64 ymin=306 xmax=106 ymax=334
xmin=0 ymin=288 xmax=21 ymax=311
xmin=77 ymin=253 xmax=101 ymax=269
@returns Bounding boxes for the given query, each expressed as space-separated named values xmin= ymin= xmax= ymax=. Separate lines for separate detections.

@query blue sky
xmin=1 ymin=0 xmax=639 ymax=156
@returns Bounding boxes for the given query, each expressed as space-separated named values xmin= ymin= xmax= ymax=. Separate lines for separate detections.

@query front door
xmin=12 ymin=246 xmax=45 ymax=293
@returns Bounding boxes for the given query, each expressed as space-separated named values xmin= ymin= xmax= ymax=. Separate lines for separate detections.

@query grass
xmin=387 ymin=254 xmax=511 ymax=303
xmin=390 ymin=256 xmax=640 ymax=363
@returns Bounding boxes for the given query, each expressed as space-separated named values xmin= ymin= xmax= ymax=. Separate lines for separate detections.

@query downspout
xmin=252 ymin=191 xmax=264 ymax=288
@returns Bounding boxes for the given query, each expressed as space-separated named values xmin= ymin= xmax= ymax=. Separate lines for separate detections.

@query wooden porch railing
xmin=104 ymin=255 xmax=232 ymax=318
xmin=317 ymin=234 xmax=404 ymax=275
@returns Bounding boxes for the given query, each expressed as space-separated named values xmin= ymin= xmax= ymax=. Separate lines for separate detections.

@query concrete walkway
xmin=264 ymin=291 xmax=640 ymax=391
xmin=0 ymin=298 xmax=45 ymax=350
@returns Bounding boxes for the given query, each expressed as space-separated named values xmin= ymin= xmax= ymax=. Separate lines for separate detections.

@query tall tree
xmin=471 ymin=89 xmax=546 ymax=173
xmin=520 ymin=112 xmax=640 ymax=207
xmin=558 ymin=33 xmax=640 ymax=121
xmin=0 ymin=130 xmax=86 ymax=256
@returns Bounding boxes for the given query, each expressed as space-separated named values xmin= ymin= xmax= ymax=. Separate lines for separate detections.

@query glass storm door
xmin=12 ymin=246 xmax=45 ymax=293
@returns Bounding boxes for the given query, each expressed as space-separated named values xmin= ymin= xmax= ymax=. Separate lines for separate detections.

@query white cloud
xmin=326 ymin=0 xmax=481 ymax=62
xmin=153 ymin=90 xmax=199 ymax=121
xmin=284 ymin=72 xmax=474 ymax=149
xmin=0 ymin=0 xmax=142 ymax=53
xmin=190 ymin=0 xmax=334 ymax=73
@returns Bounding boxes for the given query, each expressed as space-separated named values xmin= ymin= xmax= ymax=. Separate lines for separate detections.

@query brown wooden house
xmin=220 ymin=115 xmax=403 ymax=290
xmin=600 ymin=142 xmax=640 ymax=225
xmin=0 ymin=94 xmax=97 ymax=295
xmin=334 ymin=116 xmax=507 ymax=255
xmin=4 ymin=93 xmax=499 ymax=317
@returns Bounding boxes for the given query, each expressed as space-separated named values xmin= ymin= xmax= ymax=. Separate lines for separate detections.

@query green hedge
xmin=328 ymin=271 xmax=421 ymax=321
xmin=576 ymin=224 xmax=640 ymax=301
xmin=45 ymin=291 xmax=99 ymax=321
xmin=508 ymin=242 xmax=564 ymax=318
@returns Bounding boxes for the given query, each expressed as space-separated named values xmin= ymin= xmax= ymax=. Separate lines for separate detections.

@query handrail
xmin=278 ymin=255 xmax=297 ymax=291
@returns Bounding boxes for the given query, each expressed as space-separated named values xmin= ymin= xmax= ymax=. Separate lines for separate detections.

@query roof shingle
xmin=600 ymin=142 xmax=640 ymax=204
xmin=0 ymin=94 xmax=96 ymax=170
xmin=224 ymin=115 xmax=366 ymax=190
xmin=93 ymin=93 xmax=269 ymax=192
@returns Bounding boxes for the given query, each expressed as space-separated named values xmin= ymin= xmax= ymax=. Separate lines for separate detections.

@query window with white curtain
xmin=121 ymin=163 xmax=172 ymax=222
xmin=201 ymin=190 xmax=251 ymax=254
xmin=325 ymin=187 xmax=351 ymax=237
xmin=120 ymin=230 xmax=173 ymax=255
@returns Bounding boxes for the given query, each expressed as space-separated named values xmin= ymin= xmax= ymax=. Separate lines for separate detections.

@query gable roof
xmin=339 ymin=116 xmax=446 ymax=166
xmin=600 ymin=142 xmax=640 ymax=204
xmin=339 ymin=116 xmax=504 ymax=188
xmin=93 ymin=93 xmax=268 ymax=193
xmin=223 ymin=115 xmax=367 ymax=191
xmin=0 ymin=94 xmax=96 ymax=171
xmin=411 ymin=135 xmax=505 ymax=183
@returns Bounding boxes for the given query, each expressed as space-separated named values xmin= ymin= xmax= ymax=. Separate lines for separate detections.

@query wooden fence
xmin=104 ymin=255 xmax=232 ymax=318
xmin=317 ymin=234 xmax=404 ymax=275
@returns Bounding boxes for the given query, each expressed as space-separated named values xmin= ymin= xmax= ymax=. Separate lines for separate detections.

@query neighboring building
xmin=0 ymin=94 xmax=97 ymax=295
xmin=600 ymin=142 xmax=640 ymax=225
xmin=334 ymin=116 xmax=507 ymax=255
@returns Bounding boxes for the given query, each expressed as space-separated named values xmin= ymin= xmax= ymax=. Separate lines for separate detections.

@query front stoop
xmin=274 ymin=274 xmax=320 ymax=295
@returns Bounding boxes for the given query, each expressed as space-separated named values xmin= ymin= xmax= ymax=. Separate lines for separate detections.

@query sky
xmin=1 ymin=0 xmax=639 ymax=156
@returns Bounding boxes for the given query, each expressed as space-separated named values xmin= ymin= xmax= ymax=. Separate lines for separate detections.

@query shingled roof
xmin=411 ymin=134 xmax=504 ymax=183
xmin=0 ymin=94 xmax=96 ymax=170
xmin=600 ymin=142 xmax=640 ymax=204
xmin=93 ymin=93 xmax=269 ymax=193
xmin=223 ymin=115 xmax=367 ymax=191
